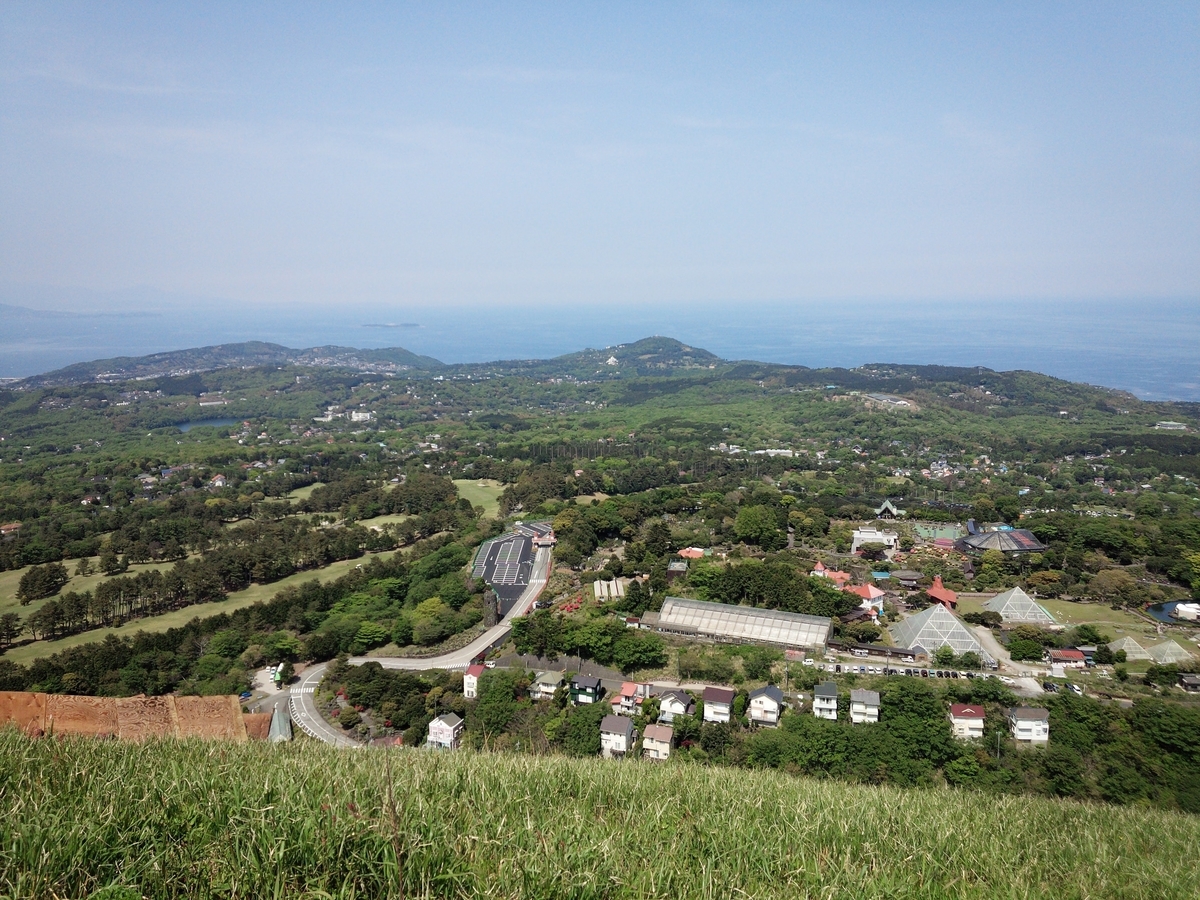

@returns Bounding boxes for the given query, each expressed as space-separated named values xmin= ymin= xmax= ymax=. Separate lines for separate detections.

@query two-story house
xmin=850 ymin=688 xmax=880 ymax=724
xmin=463 ymin=664 xmax=486 ymax=700
xmin=702 ymin=686 xmax=736 ymax=724
xmin=949 ymin=703 xmax=986 ymax=740
xmin=812 ymin=682 xmax=838 ymax=721
xmin=748 ymin=685 xmax=784 ymax=727
xmin=1009 ymin=707 xmax=1050 ymax=744
xmin=426 ymin=713 xmax=464 ymax=750
xmin=642 ymin=723 xmax=673 ymax=760
xmin=657 ymin=689 xmax=694 ymax=723
xmin=570 ymin=675 xmax=602 ymax=706
xmin=599 ymin=714 xmax=636 ymax=759
xmin=610 ymin=682 xmax=651 ymax=716
xmin=528 ymin=671 xmax=564 ymax=701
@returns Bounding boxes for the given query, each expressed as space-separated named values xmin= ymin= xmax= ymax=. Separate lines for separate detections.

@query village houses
xmin=642 ymin=723 xmax=673 ymax=760
xmin=426 ymin=713 xmax=464 ymax=750
xmin=702 ymin=686 xmax=736 ymax=724
xmin=949 ymin=703 xmax=987 ymax=740
xmin=462 ymin=664 xmax=486 ymax=700
xmin=748 ymin=685 xmax=784 ymax=726
xmin=1009 ymin=707 xmax=1050 ymax=744
xmin=812 ymin=682 xmax=839 ymax=720
xmin=570 ymin=675 xmax=602 ymax=706
xmin=657 ymin=689 xmax=694 ymax=723
xmin=599 ymin=714 xmax=636 ymax=759
xmin=528 ymin=671 xmax=563 ymax=701
xmin=850 ymin=689 xmax=880 ymax=724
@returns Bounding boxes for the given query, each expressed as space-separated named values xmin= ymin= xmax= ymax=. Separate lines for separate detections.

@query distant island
xmin=362 ymin=322 xmax=421 ymax=329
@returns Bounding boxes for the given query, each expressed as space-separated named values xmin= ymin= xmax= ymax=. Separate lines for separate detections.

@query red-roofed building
xmin=845 ymin=583 xmax=886 ymax=602
xmin=926 ymin=576 xmax=958 ymax=609
xmin=463 ymin=664 xmax=487 ymax=699
xmin=1047 ymin=648 xmax=1086 ymax=668
xmin=949 ymin=703 xmax=986 ymax=740
xmin=611 ymin=681 xmax=651 ymax=716
xmin=678 ymin=547 xmax=706 ymax=560
xmin=812 ymin=562 xmax=852 ymax=586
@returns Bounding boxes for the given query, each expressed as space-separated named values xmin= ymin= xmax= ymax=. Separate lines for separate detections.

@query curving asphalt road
xmin=291 ymin=546 xmax=552 ymax=746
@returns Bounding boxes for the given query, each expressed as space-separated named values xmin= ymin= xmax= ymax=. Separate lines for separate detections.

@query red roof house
xmin=926 ymin=576 xmax=958 ymax=609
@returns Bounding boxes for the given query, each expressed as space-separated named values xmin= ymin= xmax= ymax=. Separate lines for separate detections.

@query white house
xmin=850 ymin=689 xmax=880 ymax=724
xmin=599 ymin=714 xmax=636 ymax=758
xmin=1009 ymin=707 xmax=1050 ymax=744
xmin=949 ymin=703 xmax=986 ymax=740
xmin=851 ymin=526 xmax=899 ymax=557
xmin=528 ymin=671 xmax=564 ymax=701
xmin=702 ymin=686 xmax=736 ymax=724
xmin=658 ymin=690 xmax=694 ymax=723
xmin=426 ymin=713 xmax=464 ymax=750
xmin=812 ymin=682 xmax=838 ymax=720
xmin=643 ymin=723 xmax=673 ymax=760
xmin=463 ymin=664 xmax=486 ymax=700
xmin=748 ymin=685 xmax=784 ymax=727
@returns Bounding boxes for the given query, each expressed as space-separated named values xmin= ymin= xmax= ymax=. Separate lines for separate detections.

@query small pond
xmin=1145 ymin=601 xmax=1195 ymax=624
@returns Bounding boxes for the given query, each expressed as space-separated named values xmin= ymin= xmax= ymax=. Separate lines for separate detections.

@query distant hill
xmin=18 ymin=341 xmax=444 ymax=388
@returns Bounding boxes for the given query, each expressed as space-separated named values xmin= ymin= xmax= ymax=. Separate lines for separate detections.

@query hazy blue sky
xmin=1 ymin=2 xmax=1197 ymax=311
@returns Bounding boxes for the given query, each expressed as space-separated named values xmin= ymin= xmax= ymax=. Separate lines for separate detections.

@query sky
xmin=1 ymin=2 xmax=1197 ymax=314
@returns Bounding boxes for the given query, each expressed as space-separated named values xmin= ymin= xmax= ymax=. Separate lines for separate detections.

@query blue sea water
xmin=2 ymin=296 xmax=1197 ymax=402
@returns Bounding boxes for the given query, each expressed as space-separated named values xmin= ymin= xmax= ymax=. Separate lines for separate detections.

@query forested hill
xmin=10 ymin=334 xmax=1186 ymax=423
xmin=19 ymin=342 xmax=445 ymax=388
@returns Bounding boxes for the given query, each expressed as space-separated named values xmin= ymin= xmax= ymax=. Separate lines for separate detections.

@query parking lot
xmin=472 ymin=522 xmax=553 ymax=614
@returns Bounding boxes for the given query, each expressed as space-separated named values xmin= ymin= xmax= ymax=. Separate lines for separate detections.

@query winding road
xmin=290 ymin=546 xmax=552 ymax=746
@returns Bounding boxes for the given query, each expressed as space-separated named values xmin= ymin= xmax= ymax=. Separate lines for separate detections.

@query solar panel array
xmin=657 ymin=597 xmax=831 ymax=649
xmin=490 ymin=538 xmax=526 ymax=585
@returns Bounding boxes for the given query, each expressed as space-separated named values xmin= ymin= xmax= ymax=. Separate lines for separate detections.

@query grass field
xmin=2 ymin=552 xmax=397 ymax=666
xmin=0 ymin=559 xmax=178 ymax=619
xmin=358 ymin=513 xmax=412 ymax=528
xmin=286 ymin=482 xmax=325 ymax=501
xmin=453 ymin=478 xmax=506 ymax=518
xmin=0 ymin=731 xmax=1196 ymax=900
xmin=956 ymin=594 xmax=1158 ymax=636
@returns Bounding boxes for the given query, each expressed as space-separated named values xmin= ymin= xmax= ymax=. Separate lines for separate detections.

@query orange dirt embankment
xmin=0 ymin=691 xmax=267 ymax=742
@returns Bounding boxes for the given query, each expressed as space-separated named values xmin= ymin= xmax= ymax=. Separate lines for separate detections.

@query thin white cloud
xmin=460 ymin=66 xmax=621 ymax=85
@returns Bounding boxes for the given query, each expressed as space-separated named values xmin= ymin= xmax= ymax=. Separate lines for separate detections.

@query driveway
xmin=289 ymin=547 xmax=552 ymax=746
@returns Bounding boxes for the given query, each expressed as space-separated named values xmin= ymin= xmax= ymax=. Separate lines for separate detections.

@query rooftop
xmin=651 ymin=596 xmax=831 ymax=649
xmin=1010 ymin=707 xmax=1049 ymax=721
xmin=703 ymin=686 xmax=736 ymax=704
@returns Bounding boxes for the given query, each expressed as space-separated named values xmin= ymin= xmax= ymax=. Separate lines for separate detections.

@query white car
xmin=803 ymin=658 xmax=815 ymax=667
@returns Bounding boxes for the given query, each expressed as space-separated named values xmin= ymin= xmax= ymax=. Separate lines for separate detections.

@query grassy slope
xmin=0 ymin=731 xmax=1196 ymax=900
xmin=0 ymin=558 xmax=179 ymax=618
xmin=453 ymin=478 xmax=506 ymax=518
xmin=2 ymin=551 xmax=396 ymax=665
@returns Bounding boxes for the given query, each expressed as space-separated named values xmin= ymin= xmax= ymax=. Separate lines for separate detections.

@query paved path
xmin=290 ymin=547 xmax=552 ymax=745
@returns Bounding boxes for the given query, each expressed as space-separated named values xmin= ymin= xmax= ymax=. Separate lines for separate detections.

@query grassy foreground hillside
xmin=0 ymin=731 xmax=1196 ymax=899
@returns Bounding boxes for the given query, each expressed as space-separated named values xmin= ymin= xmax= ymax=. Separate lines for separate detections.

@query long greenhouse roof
xmin=656 ymin=597 xmax=831 ymax=649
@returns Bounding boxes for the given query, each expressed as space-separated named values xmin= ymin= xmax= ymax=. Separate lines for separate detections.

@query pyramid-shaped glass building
xmin=889 ymin=603 xmax=994 ymax=664
xmin=983 ymin=587 xmax=1057 ymax=625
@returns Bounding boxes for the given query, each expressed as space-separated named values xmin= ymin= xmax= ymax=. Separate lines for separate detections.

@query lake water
xmin=1146 ymin=601 xmax=1200 ymax=624
xmin=2 ymin=296 xmax=1198 ymax=401
xmin=177 ymin=418 xmax=238 ymax=432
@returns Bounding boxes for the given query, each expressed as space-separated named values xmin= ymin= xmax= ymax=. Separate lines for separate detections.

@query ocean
xmin=1 ymin=296 xmax=1197 ymax=402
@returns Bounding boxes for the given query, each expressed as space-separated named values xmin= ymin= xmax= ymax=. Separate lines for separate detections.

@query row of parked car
xmin=805 ymin=659 xmax=983 ymax=680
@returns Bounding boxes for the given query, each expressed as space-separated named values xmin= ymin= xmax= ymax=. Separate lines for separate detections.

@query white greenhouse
xmin=889 ymin=604 xmax=994 ymax=665
xmin=982 ymin=587 xmax=1057 ymax=625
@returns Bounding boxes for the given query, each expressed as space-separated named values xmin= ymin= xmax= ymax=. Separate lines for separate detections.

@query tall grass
xmin=0 ymin=728 xmax=1195 ymax=899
